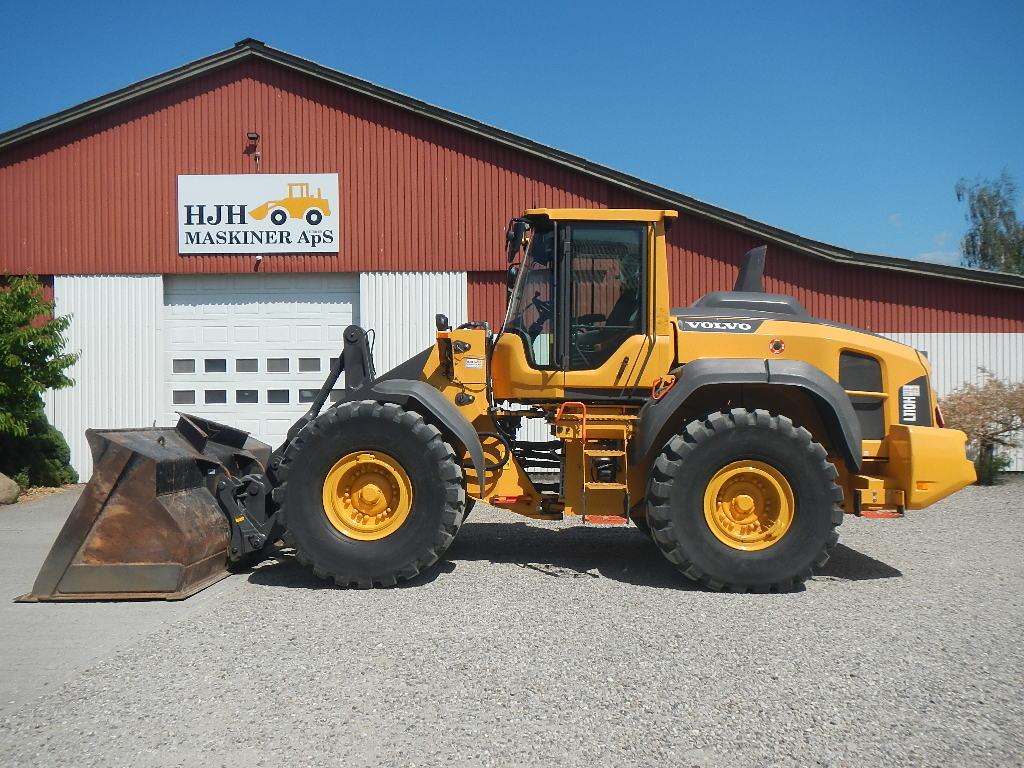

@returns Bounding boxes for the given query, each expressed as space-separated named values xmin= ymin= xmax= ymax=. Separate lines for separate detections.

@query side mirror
xmin=506 ymin=219 xmax=529 ymax=263
xmin=505 ymin=264 xmax=520 ymax=299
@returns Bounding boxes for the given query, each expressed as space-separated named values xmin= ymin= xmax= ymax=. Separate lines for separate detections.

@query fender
xmin=765 ymin=359 xmax=862 ymax=472
xmin=632 ymin=358 xmax=862 ymax=473
xmin=364 ymin=379 xmax=487 ymax=497
xmin=322 ymin=335 xmax=487 ymax=497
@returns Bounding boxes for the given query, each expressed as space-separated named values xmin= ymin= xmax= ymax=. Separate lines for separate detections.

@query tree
xmin=0 ymin=276 xmax=78 ymax=436
xmin=0 ymin=276 xmax=79 ymax=487
xmin=939 ymin=370 xmax=1024 ymax=485
xmin=955 ymin=171 xmax=1024 ymax=275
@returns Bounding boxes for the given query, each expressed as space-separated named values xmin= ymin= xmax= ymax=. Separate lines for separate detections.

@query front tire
xmin=274 ymin=401 xmax=466 ymax=587
xmin=646 ymin=408 xmax=843 ymax=592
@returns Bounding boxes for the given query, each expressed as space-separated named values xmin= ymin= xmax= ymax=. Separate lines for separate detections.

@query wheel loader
xmin=248 ymin=182 xmax=331 ymax=226
xmin=21 ymin=208 xmax=977 ymax=600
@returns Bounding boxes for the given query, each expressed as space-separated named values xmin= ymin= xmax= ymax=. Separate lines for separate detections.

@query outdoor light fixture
xmin=244 ymin=131 xmax=262 ymax=169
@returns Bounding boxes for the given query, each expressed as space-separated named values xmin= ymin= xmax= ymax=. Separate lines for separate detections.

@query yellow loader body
xmin=24 ymin=208 xmax=975 ymax=599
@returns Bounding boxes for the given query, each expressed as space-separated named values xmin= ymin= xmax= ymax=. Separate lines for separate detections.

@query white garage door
xmin=163 ymin=273 xmax=359 ymax=451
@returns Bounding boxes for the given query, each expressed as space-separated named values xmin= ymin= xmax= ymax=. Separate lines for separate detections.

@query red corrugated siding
xmin=0 ymin=59 xmax=612 ymax=276
xmin=468 ymin=271 xmax=508 ymax=332
xmin=39 ymin=275 xmax=54 ymax=306
xmin=660 ymin=219 xmax=1024 ymax=333
xmin=2 ymin=57 xmax=1022 ymax=333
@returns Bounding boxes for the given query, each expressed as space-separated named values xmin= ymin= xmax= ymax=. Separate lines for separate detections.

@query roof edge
xmin=0 ymin=42 xmax=252 ymax=151
xmin=2 ymin=39 xmax=1023 ymax=293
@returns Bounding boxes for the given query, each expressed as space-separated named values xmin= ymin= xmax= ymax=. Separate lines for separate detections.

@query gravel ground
xmin=2 ymin=478 xmax=1022 ymax=768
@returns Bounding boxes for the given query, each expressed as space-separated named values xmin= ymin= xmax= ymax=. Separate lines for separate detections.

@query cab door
xmin=490 ymin=222 xmax=564 ymax=401
xmin=559 ymin=221 xmax=660 ymax=399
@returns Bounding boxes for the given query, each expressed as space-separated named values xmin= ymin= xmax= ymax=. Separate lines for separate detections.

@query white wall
xmin=49 ymin=271 xmax=465 ymax=479
xmin=359 ymin=272 xmax=467 ymax=373
xmin=45 ymin=275 xmax=164 ymax=478
xmin=883 ymin=332 xmax=1024 ymax=471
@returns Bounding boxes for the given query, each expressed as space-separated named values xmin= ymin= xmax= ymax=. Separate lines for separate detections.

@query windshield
xmin=503 ymin=224 xmax=556 ymax=366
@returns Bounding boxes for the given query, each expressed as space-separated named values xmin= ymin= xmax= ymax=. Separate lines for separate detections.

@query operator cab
xmin=493 ymin=209 xmax=678 ymax=402
xmin=504 ymin=218 xmax=644 ymax=369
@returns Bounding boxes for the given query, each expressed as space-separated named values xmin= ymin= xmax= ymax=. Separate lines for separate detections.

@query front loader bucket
xmin=18 ymin=415 xmax=271 ymax=602
xmin=248 ymin=201 xmax=270 ymax=220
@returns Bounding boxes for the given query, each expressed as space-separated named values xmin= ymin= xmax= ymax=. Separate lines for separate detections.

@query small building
xmin=2 ymin=39 xmax=1021 ymax=476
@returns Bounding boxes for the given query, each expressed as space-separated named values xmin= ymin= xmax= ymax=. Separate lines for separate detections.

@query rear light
xmin=935 ymin=404 xmax=946 ymax=428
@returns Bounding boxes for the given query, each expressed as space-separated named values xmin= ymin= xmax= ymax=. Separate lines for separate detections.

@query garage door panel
xmin=295 ymin=325 xmax=322 ymax=343
xmin=264 ymin=326 xmax=291 ymax=343
xmin=165 ymin=302 xmax=197 ymax=318
xmin=164 ymin=273 xmax=358 ymax=448
xmin=169 ymin=326 xmax=198 ymax=344
xmin=232 ymin=326 xmax=260 ymax=343
xmin=202 ymin=326 xmax=229 ymax=344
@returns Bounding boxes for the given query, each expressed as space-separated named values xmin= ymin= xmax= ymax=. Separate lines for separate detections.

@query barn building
xmin=2 ymin=39 xmax=1022 ymax=477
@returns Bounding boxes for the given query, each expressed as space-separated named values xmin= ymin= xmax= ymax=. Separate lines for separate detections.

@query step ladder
xmin=583 ymin=422 xmax=630 ymax=524
xmin=555 ymin=402 xmax=630 ymax=525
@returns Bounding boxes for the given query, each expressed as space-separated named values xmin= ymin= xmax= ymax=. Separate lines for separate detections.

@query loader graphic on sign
xmin=249 ymin=182 xmax=331 ymax=226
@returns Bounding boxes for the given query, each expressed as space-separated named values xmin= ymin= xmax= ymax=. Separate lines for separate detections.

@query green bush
xmin=1 ymin=274 xmax=79 ymax=487
xmin=0 ymin=411 xmax=78 ymax=486
xmin=974 ymin=448 xmax=1012 ymax=486
xmin=0 ymin=406 xmax=78 ymax=487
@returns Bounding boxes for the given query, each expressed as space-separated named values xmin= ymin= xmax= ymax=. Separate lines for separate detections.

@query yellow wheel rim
xmin=321 ymin=451 xmax=413 ymax=541
xmin=703 ymin=460 xmax=794 ymax=551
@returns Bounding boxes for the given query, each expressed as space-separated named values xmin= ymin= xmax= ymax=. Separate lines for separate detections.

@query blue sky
xmin=2 ymin=1 xmax=1021 ymax=266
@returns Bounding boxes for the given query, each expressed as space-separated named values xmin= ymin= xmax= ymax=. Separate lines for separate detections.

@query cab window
xmin=566 ymin=223 xmax=645 ymax=370
xmin=503 ymin=225 xmax=556 ymax=367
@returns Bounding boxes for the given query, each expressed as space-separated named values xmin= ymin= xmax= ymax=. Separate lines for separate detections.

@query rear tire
xmin=646 ymin=408 xmax=842 ymax=592
xmin=274 ymin=400 xmax=466 ymax=587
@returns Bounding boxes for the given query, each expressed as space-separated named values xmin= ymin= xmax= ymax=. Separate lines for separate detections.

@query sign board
xmin=177 ymin=174 xmax=339 ymax=254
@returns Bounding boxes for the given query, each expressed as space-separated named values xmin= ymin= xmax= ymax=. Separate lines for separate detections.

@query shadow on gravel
xmin=244 ymin=524 xmax=683 ymax=590
xmin=246 ymin=552 xmax=453 ymax=590
xmin=816 ymin=543 xmax=902 ymax=581
xmin=246 ymin=526 xmax=902 ymax=592
xmin=445 ymin=521 xmax=695 ymax=589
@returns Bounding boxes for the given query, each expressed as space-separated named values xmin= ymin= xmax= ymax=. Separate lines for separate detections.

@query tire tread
xmin=646 ymin=407 xmax=843 ymax=593
xmin=276 ymin=400 xmax=465 ymax=588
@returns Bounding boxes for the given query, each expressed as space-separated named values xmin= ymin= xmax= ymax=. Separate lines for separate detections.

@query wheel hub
xmin=321 ymin=451 xmax=413 ymax=540
xmin=703 ymin=460 xmax=794 ymax=551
